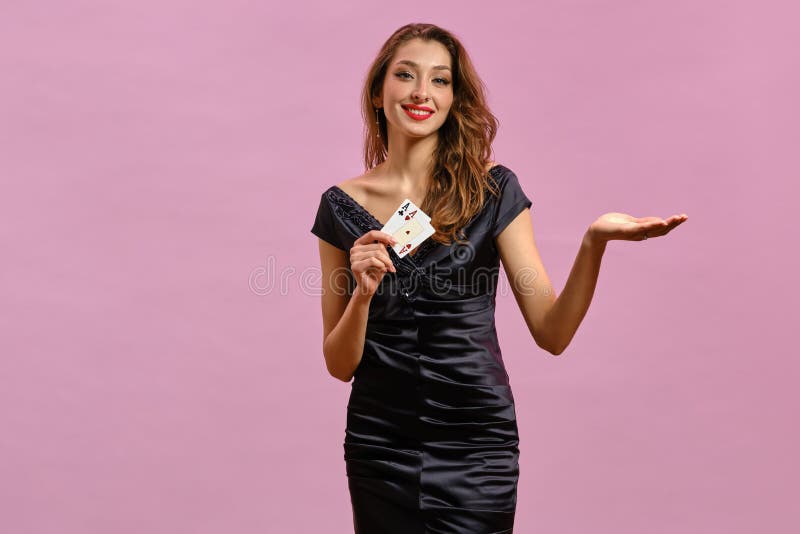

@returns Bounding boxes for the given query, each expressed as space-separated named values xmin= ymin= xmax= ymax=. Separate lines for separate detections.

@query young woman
xmin=311 ymin=22 xmax=687 ymax=533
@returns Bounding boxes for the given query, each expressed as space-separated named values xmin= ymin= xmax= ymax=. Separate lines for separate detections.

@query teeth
xmin=405 ymin=107 xmax=431 ymax=116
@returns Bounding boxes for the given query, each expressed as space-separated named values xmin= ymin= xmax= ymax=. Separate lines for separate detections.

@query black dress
xmin=311 ymin=165 xmax=533 ymax=533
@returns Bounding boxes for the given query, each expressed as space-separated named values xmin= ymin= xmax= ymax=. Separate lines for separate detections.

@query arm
xmin=497 ymin=208 xmax=688 ymax=355
xmin=317 ymin=238 xmax=371 ymax=382
xmin=323 ymin=291 xmax=373 ymax=382
xmin=495 ymin=209 xmax=605 ymax=355
xmin=542 ymin=230 xmax=606 ymax=354
xmin=318 ymin=227 xmax=398 ymax=381
xmin=495 ymin=208 xmax=558 ymax=354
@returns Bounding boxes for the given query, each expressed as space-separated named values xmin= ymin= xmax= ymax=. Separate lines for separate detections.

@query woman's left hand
xmin=588 ymin=212 xmax=688 ymax=244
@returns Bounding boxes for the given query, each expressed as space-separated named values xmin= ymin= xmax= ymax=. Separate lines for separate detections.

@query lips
xmin=401 ymin=105 xmax=434 ymax=121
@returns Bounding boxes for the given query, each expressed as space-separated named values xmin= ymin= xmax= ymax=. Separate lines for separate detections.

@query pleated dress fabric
xmin=311 ymin=165 xmax=533 ymax=533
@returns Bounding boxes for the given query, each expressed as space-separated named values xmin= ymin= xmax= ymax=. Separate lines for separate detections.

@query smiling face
xmin=373 ymin=38 xmax=454 ymax=141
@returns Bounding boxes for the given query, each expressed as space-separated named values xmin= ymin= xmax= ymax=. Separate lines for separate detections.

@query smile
xmin=402 ymin=106 xmax=434 ymax=121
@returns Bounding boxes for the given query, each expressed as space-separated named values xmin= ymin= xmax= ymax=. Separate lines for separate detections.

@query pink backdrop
xmin=1 ymin=1 xmax=797 ymax=532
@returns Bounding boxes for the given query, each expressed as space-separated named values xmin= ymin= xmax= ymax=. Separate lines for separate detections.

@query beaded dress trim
xmin=325 ymin=166 xmax=502 ymax=275
xmin=326 ymin=186 xmax=438 ymax=271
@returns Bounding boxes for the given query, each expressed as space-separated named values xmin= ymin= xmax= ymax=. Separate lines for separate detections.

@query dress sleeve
xmin=310 ymin=191 xmax=346 ymax=251
xmin=492 ymin=167 xmax=533 ymax=238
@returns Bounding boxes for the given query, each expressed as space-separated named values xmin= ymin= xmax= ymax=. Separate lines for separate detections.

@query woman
xmin=311 ymin=22 xmax=687 ymax=533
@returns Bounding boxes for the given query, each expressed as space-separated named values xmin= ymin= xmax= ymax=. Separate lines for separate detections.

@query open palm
xmin=589 ymin=212 xmax=688 ymax=243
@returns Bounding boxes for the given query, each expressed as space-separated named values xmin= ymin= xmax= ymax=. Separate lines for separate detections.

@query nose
xmin=411 ymin=81 xmax=430 ymax=102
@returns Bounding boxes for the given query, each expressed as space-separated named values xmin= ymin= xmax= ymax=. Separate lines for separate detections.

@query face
xmin=373 ymin=38 xmax=454 ymax=141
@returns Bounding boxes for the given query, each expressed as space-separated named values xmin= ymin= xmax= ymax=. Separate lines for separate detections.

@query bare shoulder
xmin=335 ymin=170 xmax=375 ymax=206
xmin=335 ymin=170 xmax=370 ymax=190
xmin=338 ymin=162 xmax=497 ymax=192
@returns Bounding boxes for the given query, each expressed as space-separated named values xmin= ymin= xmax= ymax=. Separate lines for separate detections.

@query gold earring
xmin=375 ymin=108 xmax=381 ymax=138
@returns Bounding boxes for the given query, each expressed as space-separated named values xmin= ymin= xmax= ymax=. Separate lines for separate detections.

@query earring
xmin=375 ymin=108 xmax=381 ymax=138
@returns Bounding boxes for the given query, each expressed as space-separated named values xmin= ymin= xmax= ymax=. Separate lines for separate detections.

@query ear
xmin=371 ymin=94 xmax=382 ymax=109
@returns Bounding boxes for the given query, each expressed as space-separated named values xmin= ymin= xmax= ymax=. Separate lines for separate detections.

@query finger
xmin=361 ymin=256 xmax=388 ymax=275
xmin=372 ymin=257 xmax=390 ymax=277
xmin=361 ymin=238 xmax=398 ymax=272
xmin=639 ymin=226 xmax=657 ymax=239
xmin=381 ymin=252 xmax=397 ymax=273
xmin=660 ymin=218 xmax=686 ymax=231
xmin=354 ymin=230 xmax=399 ymax=247
xmin=372 ymin=249 xmax=395 ymax=272
xmin=645 ymin=220 xmax=669 ymax=232
xmin=663 ymin=219 xmax=687 ymax=234
xmin=630 ymin=221 xmax=661 ymax=238
xmin=642 ymin=217 xmax=685 ymax=238
xmin=351 ymin=248 xmax=397 ymax=273
xmin=350 ymin=243 xmax=389 ymax=260
xmin=353 ymin=255 xmax=384 ymax=269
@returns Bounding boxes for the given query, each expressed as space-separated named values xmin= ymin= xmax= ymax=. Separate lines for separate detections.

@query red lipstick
xmin=402 ymin=104 xmax=434 ymax=121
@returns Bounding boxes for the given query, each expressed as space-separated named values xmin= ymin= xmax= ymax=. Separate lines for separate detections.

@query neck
xmin=378 ymin=131 xmax=438 ymax=192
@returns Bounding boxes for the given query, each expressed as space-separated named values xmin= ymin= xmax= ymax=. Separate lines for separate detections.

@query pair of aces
xmin=381 ymin=199 xmax=435 ymax=258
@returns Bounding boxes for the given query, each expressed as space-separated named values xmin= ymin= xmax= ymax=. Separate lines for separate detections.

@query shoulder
xmin=334 ymin=170 xmax=376 ymax=206
xmin=315 ymin=170 xmax=369 ymax=211
xmin=485 ymin=160 xmax=504 ymax=177
xmin=486 ymin=161 xmax=515 ymax=175
xmin=485 ymin=162 xmax=520 ymax=190
xmin=335 ymin=170 xmax=368 ymax=190
xmin=484 ymin=160 xmax=508 ymax=188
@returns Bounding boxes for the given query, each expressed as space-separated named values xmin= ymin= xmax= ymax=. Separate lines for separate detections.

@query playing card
xmin=381 ymin=198 xmax=430 ymax=235
xmin=381 ymin=198 xmax=435 ymax=258
xmin=389 ymin=218 xmax=435 ymax=258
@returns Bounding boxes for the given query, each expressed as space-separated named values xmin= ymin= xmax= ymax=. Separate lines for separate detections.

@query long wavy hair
xmin=361 ymin=23 xmax=501 ymax=248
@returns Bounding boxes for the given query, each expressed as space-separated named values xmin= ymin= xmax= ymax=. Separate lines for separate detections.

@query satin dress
xmin=311 ymin=165 xmax=533 ymax=533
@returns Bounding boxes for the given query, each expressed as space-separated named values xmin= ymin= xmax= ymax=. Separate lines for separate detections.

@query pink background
xmin=2 ymin=1 xmax=798 ymax=532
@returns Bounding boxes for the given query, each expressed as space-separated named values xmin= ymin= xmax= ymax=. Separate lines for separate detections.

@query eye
xmin=434 ymin=78 xmax=450 ymax=86
xmin=394 ymin=71 xmax=413 ymax=79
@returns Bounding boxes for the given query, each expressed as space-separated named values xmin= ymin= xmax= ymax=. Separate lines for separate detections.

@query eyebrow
xmin=393 ymin=59 xmax=451 ymax=72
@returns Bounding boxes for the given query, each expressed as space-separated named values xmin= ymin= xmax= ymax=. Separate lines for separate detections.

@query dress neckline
xmin=329 ymin=184 xmax=440 ymax=268
xmin=332 ymin=165 xmax=501 ymax=228
xmin=330 ymin=185 xmax=390 ymax=229
xmin=329 ymin=165 xmax=502 ymax=269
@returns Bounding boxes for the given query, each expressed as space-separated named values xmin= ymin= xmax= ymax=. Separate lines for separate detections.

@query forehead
xmin=391 ymin=39 xmax=451 ymax=69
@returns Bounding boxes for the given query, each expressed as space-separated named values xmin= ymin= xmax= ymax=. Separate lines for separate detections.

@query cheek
xmin=440 ymin=94 xmax=454 ymax=110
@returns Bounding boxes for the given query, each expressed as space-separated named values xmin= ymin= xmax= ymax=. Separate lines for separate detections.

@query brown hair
xmin=361 ymin=23 xmax=501 ymax=248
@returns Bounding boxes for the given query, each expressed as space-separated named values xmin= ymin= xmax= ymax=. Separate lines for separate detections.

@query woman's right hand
xmin=350 ymin=230 xmax=398 ymax=298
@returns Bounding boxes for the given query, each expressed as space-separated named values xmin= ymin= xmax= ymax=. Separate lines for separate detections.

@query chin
xmin=387 ymin=120 xmax=445 ymax=139
xmin=408 ymin=121 xmax=445 ymax=134
xmin=405 ymin=130 xmax=442 ymax=140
